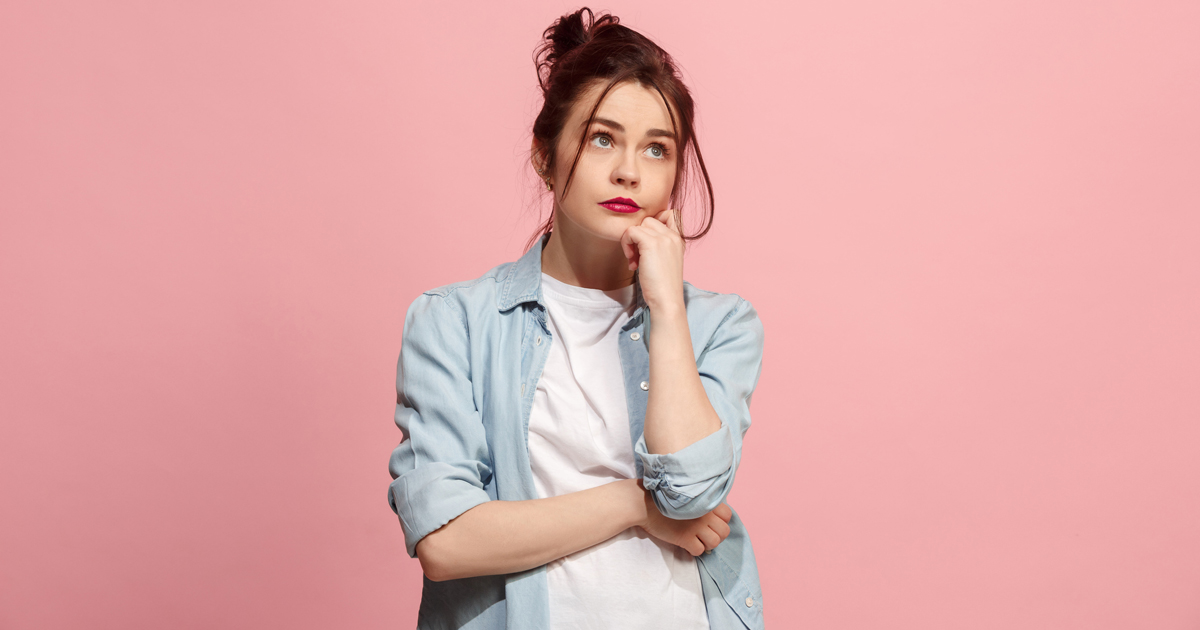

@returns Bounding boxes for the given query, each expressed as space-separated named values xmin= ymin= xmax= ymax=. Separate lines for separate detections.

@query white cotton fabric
xmin=528 ymin=271 xmax=710 ymax=630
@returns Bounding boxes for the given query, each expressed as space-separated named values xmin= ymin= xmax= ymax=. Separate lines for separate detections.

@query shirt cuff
xmin=635 ymin=423 xmax=736 ymax=520
xmin=389 ymin=463 xmax=493 ymax=558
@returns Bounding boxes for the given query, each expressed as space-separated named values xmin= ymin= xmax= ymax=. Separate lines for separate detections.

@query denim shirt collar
xmin=496 ymin=231 xmax=647 ymax=320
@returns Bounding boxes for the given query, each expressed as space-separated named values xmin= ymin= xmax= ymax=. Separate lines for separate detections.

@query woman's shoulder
xmin=418 ymin=261 xmax=510 ymax=299
xmin=679 ymin=280 xmax=763 ymax=353
xmin=404 ymin=257 xmax=524 ymax=323
xmin=682 ymin=280 xmax=757 ymax=321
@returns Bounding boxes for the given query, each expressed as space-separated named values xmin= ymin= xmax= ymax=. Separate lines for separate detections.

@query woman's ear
xmin=528 ymin=141 xmax=542 ymax=172
xmin=530 ymin=139 xmax=549 ymax=176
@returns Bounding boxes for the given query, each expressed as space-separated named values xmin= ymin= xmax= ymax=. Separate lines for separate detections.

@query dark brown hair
xmin=524 ymin=7 xmax=715 ymax=252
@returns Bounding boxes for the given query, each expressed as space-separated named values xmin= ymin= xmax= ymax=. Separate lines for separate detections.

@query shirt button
xmin=630 ymin=332 xmax=641 ymax=341
xmin=535 ymin=336 xmax=542 ymax=345
xmin=745 ymin=596 xmax=754 ymax=607
xmin=639 ymin=381 xmax=649 ymax=391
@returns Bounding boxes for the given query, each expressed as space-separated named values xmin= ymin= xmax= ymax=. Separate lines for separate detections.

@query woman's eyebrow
xmin=591 ymin=117 xmax=676 ymax=140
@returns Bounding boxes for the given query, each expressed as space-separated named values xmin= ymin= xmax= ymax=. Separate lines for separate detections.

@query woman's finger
xmin=700 ymin=513 xmax=730 ymax=540
xmin=696 ymin=526 xmax=721 ymax=551
xmin=651 ymin=208 xmax=680 ymax=234
xmin=624 ymin=224 xmax=655 ymax=248
xmin=709 ymin=518 xmax=731 ymax=541
xmin=643 ymin=214 xmax=671 ymax=233
xmin=620 ymin=226 xmax=643 ymax=268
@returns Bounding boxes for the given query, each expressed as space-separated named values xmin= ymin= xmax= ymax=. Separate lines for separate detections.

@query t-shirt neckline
xmin=540 ymin=272 xmax=635 ymax=309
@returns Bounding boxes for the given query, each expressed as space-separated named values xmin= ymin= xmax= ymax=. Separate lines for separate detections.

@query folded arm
xmin=415 ymin=478 xmax=645 ymax=581
xmin=637 ymin=297 xmax=765 ymax=520
xmin=387 ymin=293 xmax=735 ymax=581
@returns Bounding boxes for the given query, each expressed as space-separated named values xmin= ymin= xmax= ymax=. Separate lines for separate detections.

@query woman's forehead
xmin=571 ymin=80 xmax=677 ymax=133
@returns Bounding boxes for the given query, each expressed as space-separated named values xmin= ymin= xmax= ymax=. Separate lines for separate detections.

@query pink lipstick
xmin=599 ymin=197 xmax=641 ymax=213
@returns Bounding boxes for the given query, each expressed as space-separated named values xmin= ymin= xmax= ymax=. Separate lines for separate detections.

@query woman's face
xmin=542 ymin=80 xmax=679 ymax=243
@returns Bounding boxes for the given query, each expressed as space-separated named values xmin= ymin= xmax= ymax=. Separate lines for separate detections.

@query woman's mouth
xmin=599 ymin=197 xmax=641 ymax=213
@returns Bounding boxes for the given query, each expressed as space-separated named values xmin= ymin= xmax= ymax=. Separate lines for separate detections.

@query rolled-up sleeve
xmin=636 ymin=297 xmax=765 ymax=519
xmin=387 ymin=293 xmax=493 ymax=558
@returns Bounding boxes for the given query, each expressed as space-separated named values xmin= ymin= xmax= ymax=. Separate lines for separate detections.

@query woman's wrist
xmin=622 ymin=478 xmax=651 ymax=529
xmin=645 ymin=297 xmax=686 ymax=320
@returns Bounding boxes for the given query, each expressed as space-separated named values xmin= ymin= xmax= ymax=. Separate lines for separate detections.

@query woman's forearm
xmin=416 ymin=478 xmax=647 ymax=582
xmin=645 ymin=304 xmax=723 ymax=454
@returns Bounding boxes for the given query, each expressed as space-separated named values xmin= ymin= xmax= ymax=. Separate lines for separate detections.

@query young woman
xmin=388 ymin=8 xmax=765 ymax=629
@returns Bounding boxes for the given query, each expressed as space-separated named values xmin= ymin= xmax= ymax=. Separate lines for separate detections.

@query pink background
xmin=3 ymin=1 xmax=1199 ymax=628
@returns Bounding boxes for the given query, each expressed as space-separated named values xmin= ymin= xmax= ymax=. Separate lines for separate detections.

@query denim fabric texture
xmin=388 ymin=232 xmax=766 ymax=629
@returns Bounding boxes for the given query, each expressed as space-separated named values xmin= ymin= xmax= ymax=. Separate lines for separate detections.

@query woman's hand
xmin=636 ymin=482 xmax=733 ymax=556
xmin=620 ymin=209 xmax=685 ymax=313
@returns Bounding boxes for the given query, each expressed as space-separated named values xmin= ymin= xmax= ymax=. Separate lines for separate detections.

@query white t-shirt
xmin=528 ymin=271 xmax=710 ymax=629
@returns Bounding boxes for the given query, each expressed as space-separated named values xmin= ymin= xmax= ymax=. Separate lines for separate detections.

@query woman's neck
xmin=540 ymin=228 xmax=635 ymax=292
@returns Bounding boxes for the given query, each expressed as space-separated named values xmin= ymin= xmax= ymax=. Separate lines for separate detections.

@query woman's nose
xmin=612 ymin=152 xmax=639 ymax=187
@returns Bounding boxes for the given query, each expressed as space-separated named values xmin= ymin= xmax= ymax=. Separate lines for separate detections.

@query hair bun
xmin=535 ymin=7 xmax=618 ymax=91
xmin=548 ymin=8 xmax=591 ymax=59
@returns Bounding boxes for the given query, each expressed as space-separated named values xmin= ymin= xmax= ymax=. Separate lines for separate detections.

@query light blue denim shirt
xmin=388 ymin=232 xmax=766 ymax=629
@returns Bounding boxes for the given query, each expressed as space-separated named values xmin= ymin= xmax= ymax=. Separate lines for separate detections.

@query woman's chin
xmin=600 ymin=210 xmax=646 ymax=227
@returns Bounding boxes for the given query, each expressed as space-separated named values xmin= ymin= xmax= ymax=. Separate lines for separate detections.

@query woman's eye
xmin=646 ymin=145 xmax=664 ymax=159
xmin=591 ymin=134 xmax=612 ymax=148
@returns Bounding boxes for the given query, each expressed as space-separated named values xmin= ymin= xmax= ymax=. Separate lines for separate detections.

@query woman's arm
xmin=417 ymin=478 xmax=642 ymax=581
xmin=631 ymin=209 xmax=729 ymax=455
xmin=637 ymin=297 xmax=764 ymax=519
xmin=621 ymin=211 xmax=766 ymax=520
xmin=417 ymin=478 xmax=733 ymax=582
xmin=644 ymin=303 xmax=723 ymax=454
